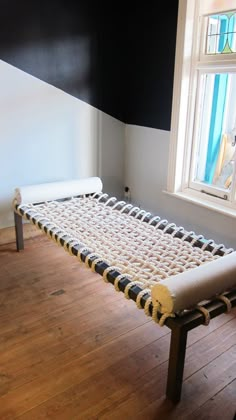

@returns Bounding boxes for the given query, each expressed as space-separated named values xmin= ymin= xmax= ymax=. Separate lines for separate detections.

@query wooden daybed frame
xmin=13 ymin=184 xmax=236 ymax=404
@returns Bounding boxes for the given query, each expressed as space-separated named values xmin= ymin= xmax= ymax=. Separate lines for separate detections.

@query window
xmin=168 ymin=0 xmax=236 ymax=216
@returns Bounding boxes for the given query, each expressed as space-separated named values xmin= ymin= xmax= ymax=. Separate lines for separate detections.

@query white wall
xmin=0 ymin=60 xmax=125 ymax=229
xmin=97 ymin=110 xmax=124 ymax=198
xmin=125 ymin=124 xmax=236 ymax=249
xmin=3 ymin=59 xmax=235 ymax=249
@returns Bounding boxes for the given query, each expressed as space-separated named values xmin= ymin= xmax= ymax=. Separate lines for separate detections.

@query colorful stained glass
xmin=206 ymin=11 xmax=236 ymax=54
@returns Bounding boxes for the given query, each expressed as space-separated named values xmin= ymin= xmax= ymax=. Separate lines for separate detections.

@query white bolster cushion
xmin=14 ymin=177 xmax=103 ymax=205
xmin=151 ymin=251 xmax=236 ymax=314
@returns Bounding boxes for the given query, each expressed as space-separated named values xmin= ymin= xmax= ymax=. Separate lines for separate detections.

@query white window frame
xmin=167 ymin=0 xmax=236 ymax=218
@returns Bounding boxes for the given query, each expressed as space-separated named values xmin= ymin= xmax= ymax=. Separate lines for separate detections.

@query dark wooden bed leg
xmin=14 ymin=212 xmax=24 ymax=251
xmin=166 ymin=326 xmax=188 ymax=403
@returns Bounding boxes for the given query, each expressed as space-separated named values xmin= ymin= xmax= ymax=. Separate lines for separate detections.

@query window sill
xmin=163 ymin=189 xmax=236 ymax=219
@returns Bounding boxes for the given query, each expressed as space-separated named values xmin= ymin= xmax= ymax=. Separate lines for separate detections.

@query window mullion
xmin=229 ymin=158 xmax=236 ymax=203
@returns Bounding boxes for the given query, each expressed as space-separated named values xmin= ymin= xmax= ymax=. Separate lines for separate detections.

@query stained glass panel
xmin=206 ymin=11 xmax=236 ymax=54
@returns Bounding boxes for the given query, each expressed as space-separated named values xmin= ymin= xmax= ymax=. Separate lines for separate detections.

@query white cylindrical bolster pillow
xmin=151 ymin=251 xmax=236 ymax=314
xmin=14 ymin=177 xmax=103 ymax=205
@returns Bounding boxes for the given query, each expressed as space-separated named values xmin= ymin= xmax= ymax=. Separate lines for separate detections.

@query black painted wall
xmin=0 ymin=1 xmax=178 ymax=130
xmin=124 ymin=4 xmax=179 ymax=130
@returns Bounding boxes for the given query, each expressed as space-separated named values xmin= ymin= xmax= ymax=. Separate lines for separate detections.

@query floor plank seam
xmin=183 ymin=342 xmax=236 ymax=383
xmin=0 ymin=323 xmax=162 ymax=401
xmin=186 ymin=315 xmax=236 ymax=350
xmin=189 ymin=377 xmax=236 ymax=418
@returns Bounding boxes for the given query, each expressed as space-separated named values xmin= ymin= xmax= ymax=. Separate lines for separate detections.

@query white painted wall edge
xmin=0 ymin=60 xmax=125 ymax=229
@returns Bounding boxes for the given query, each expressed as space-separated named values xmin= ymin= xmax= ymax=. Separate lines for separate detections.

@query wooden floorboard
xmin=0 ymin=224 xmax=41 ymax=246
xmin=186 ymin=379 xmax=236 ymax=420
xmin=0 ymin=236 xmax=235 ymax=419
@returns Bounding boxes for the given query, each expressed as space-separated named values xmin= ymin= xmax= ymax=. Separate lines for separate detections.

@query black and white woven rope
xmin=14 ymin=193 xmax=234 ymax=324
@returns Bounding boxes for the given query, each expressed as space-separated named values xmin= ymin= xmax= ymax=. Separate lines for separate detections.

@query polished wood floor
xmin=0 ymin=235 xmax=235 ymax=419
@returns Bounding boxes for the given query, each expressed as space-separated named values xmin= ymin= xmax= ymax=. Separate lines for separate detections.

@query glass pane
xmin=194 ymin=73 xmax=236 ymax=193
xmin=206 ymin=11 xmax=236 ymax=54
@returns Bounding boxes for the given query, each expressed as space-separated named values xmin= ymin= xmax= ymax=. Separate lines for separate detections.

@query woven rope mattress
xmin=14 ymin=187 xmax=236 ymax=325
